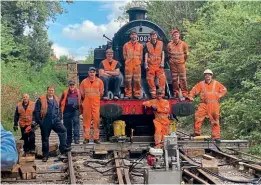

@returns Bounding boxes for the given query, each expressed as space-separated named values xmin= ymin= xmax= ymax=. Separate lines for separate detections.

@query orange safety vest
xmin=167 ymin=40 xmax=188 ymax=64
xmin=146 ymin=40 xmax=163 ymax=65
xmin=102 ymin=59 xmax=118 ymax=71
xmin=123 ymin=41 xmax=143 ymax=65
xmin=60 ymin=88 xmax=82 ymax=113
xmin=17 ymin=101 xmax=35 ymax=127
xmin=40 ymin=95 xmax=60 ymax=118
xmin=81 ymin=77 xmax=104 ymax=98
xmin=190 ymin=80 xmax=227 ymax=103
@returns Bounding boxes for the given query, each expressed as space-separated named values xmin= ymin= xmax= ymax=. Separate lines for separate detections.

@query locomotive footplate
xmin=71 ymin=140 xmax=248 ymax=153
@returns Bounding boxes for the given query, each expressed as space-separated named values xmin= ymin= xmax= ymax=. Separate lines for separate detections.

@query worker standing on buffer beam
xmin=145 ymin=31 xmax=166 ymax=98
xmin=123 ymin=30 xmax=143 ymax=99
xmin=142 ymin=89 xmax=170 ymax=148
xmin=80 ymin=67 xmax=104 ymax=144
xmin=189 ymin=69 xmax=227 ymax=141
xmin=34 ymin=85 xmax=71 ymax=162
xmin=13 ymin=94 xmax=36 ymax=156
xmin=60 ymin=80 xmax=82 ymax=146
xmin=99 ymin=49 xmax=122 ymax=100
xmin=167 ymin=29 xmax=189 ymax=99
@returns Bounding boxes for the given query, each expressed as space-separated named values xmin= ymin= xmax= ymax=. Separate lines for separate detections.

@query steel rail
xmin=68 ymin=151 xmax=76 ymax=184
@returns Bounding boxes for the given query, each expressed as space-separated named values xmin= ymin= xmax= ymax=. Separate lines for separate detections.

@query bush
xmin=1 ymin=61 xmax=67 ymax=134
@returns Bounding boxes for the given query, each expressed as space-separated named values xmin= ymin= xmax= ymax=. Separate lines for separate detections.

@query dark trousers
xmin=20 ymin=127 xmax=35 ymax=152
xmin=40 ymin=119 xmax=67 ymax=157
xmin=63 ymin=110 xmax=80 ymax=147
xmin=100 ymin=75 xmax=122 ymax=97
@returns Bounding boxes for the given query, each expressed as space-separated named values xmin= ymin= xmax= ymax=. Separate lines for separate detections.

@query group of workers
xmin=13 ymin=28 xmax=227 ymax=159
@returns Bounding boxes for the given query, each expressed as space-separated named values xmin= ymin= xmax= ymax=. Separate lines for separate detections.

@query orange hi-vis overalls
xmin=189 ymin=80 xmax=227 ymax=139
xmin=143 ymin=99 xmax=170 ymax=147
xmin=17 ymin=101 xmax=35 ymax=127
xmin=167 ymin=40 xmax=189 ymax=97
xmin=123 ymin=41 xmax=143 ymax=97
xmin=146 ymin=41 xmax=166 ymax=97
xmin=80 ymin=77 xmax=104 ymax=140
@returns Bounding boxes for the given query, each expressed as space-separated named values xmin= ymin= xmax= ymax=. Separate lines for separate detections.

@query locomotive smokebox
xmin=126 ymin=7 xmax=147 ymax=22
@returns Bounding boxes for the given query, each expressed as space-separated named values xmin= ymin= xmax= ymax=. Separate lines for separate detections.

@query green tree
xmin=184 ymin=2 xmax=261 ymax=153
xmin=83 ymin=49 xmax=94 ymax=64
xmin=1 ymin=1 xmax=64 ymax=66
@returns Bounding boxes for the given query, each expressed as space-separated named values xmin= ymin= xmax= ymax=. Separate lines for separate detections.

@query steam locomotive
xmin=77 ymin=8 xmax=193 ymax=141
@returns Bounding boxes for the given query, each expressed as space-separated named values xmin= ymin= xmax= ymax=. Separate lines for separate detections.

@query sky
xmin=48 ymin=1 xmax=130 ymax=61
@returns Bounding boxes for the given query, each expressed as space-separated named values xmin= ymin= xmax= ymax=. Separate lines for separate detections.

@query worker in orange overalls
xmin=143 ymin=89 xmax=170 ymax=148
xmin=13 ymin=94 xmax=36 ymax=156
xmin=167 ymin=29 xmax=189 ymax=99
xmin=80 ymin=67 xmax=104 ymax=144
xmin=189 ymin=69 xmax=227 ymax=141
xmin=145 ymin=31 xmax=166 ymax=98
xmin=123 ymin=30 xmax=143 ymax=99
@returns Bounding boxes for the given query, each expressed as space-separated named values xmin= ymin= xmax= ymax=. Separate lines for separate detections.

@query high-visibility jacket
xmin=80 ymin=77 xmax=104 ymax=99
xmin=167 ymin=40 xmax=188 ymax=64
xmin=39 ymin=95 xmax=60 ymax=118
xmin=123 ymin=41 xmax=143 ymax=65
xmin=189 ymin=80 xmax=227 ymax=103
xmin=17 ymin=101 xmax=35 ymax=127
xmin=60 ymin=88 xmax=82 ymax=114
xmin=146 ymin=40 xmax=163 ymax=66
xmin=102 ymin=59 xmax=118 ymax=71
xmin=143 ymin=99 xmax=170 ymax=124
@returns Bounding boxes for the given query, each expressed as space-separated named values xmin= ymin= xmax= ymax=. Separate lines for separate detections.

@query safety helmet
xmin=203 ymin=69 xmax=213 ymax=75
xmin=156 ymin=89 xmax=163 ymax=95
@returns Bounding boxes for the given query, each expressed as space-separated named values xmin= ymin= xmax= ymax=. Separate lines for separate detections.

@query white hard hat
xmin=203 ymin=69 xmax=213 ymax=75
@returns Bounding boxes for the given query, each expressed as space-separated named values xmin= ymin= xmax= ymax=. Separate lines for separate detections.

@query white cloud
xmin=52 ymin=44 xmax=71 ymax=58
xmin=52 ymin=44 xmax=90 ymax=61
xmin=62 ymin=1 xmax=129 ymax=43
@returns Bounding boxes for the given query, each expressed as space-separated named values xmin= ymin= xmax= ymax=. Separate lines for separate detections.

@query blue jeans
xmin=63 ymin=110 xmax=80 ymax=146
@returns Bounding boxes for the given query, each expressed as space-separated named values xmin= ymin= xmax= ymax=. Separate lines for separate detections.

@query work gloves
xmin=144 ymin=63 xmax=149 ymax=70
xmin=13 ymin=125 xmax=18 ymax=132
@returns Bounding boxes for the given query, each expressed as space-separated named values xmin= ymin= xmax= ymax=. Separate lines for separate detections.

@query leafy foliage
xmin=1 ymin=61 xmax=67 ymax=133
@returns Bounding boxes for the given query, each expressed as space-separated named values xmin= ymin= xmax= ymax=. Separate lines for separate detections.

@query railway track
xmin=3 ymin=125 xmax=261 ymax=185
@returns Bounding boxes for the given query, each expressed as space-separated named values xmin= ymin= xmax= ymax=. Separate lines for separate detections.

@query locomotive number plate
xmin=137 ymin=35 xmax=151 ymax=42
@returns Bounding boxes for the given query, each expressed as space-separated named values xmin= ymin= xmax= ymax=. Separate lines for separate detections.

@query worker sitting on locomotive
xmin=123 ymin=30 xmax=143 ymax=99
xmin=142 ymin=89 xmax=170 ymax=148
xmin=144 ymin=31 xmax=166 ymax=98
xmin=189 ymin=69 xmax=227 ymax=141
xmin=167 ymin=29 xmax=189 ymax=99
xmin=99 ymin=49 xmax=122 ymax=100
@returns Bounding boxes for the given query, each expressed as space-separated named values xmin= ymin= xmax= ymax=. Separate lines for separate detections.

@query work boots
xmin=42 ymin=157 xmax=48 ymax=162
xmin=94 ymin=140 xmax=101 ymax=144
xmin=83 ymin=139 xmax=89 ymax=144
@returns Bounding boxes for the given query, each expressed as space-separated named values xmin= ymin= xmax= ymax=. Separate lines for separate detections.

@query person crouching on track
xmin=189 ymin=69 xmax=227 ymax=141
xmin=80 ymin=67 xmax=104 ymax=144
xmin=34 ymin=85 xmax=71 ymax=162
xmin=60 ymin=80 xmax=82 ymax=146
xmin=123 ymin=30 xmax=143 ymax=99
xmin=99 ymin=49 xmax=122 ymax=100
xmin=167 ymin=29 xmax=189 ymax=99
xmin=145 ymin=31 xmax=166 ymax=98
xmin=13 ymin=94 xmax=36 ymax=156
xmin=142 ymin=89 xmax=170 ymax=148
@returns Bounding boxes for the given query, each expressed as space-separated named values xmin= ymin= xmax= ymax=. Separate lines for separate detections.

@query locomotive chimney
xmin=126 ymin=7 xmax=147 ymax=22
